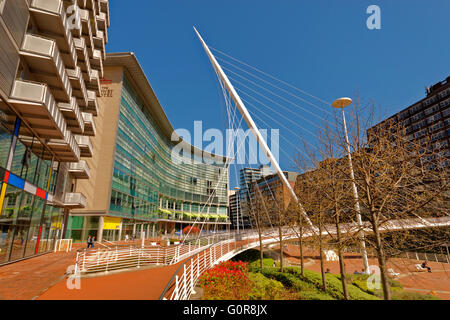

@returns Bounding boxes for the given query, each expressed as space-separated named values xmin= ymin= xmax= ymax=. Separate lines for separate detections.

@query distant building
xmin=368 ymin=76 xmax=450 ymax=166
xmin=249 ymin=171 xmax=298 ymax=226
xmin=233 ymin=165 xmax=274 ymax=229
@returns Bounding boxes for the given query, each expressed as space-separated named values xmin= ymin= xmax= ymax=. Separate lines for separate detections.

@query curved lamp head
xmin=332 ymin=97 xmax=352 ymax=109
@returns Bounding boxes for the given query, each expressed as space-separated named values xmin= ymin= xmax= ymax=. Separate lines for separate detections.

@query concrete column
xmin=146 ymin=224 xmax=150 ymax=239
xmin=97 ymin=216 xmax=104 ymax=242
xmin=152 ymin=223 xmax=155 ymax=238
xmin=118 ymin=219 xmax=123 ymax=241
xmin=133 ymin=223 xmax=136 ymax=237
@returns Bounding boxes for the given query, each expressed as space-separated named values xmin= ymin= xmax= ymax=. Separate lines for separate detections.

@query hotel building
xmin=0 ymin=0 xmax=110 ymax=264
xmin=65 ymin=53 xmax=230 ymax=242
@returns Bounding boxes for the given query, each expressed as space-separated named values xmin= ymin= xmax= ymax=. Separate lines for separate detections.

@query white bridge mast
xmin=194 ymin=27 xmax=315 ymax=230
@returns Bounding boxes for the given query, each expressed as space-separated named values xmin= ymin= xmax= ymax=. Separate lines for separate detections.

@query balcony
xmin=30 ymin=0 xmax=78 ymax=69
xmin=74 ymin=134 xmax=93 ymax=157
xmin=68 ymin=160 xmax=90 ymax=179
xmin=90 ymin=49 xmax=104 ymax=78
xmin=66 ymin=66 xmax=88 ymax=107
xmin=47 ymin=129 xmax=81 ymax=162
xmin=8 ymin=80 xmax=66 ymax=140
xmin=82 ymin=112 xmax=96 ymax=136
xmin=64 ymin=192 xmax=86 ymax=208
xmin=93 ymin=30 xmax=106 ymax=60
xmin=86 ymin=69 xmax=100 ymax=96
xmin=99 ymin=0 xmax=110 ymax=28
xmin=79 ymin=8 xmax=95 ymax=57
xmin=85 ymin=90 xmax=98 ymax=115
xmin=96 ymin=11 xmax=108 ymax=43
xmin=73 ymin=37 xmax=92 ymax=80
xmin=58 ymin=97 xmax=84 ymax=134
xmin=20 ymin=34 xmax=73 ymax=103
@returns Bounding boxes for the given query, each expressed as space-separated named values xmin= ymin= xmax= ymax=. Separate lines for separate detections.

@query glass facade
xmin=108 ymin=75 xmax=229 ymax=222
xmin=0 ymin=116 xmax=63 ymax=265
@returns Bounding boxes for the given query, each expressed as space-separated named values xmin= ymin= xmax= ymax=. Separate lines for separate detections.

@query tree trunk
xmin=278 ymin=219 xmax=284 ymax=273
xmin=371 ymin=211 xmax=391 ymax=300
xmin=298 ymin=213 xmax=305 ymax=277
xmin=256 ymin=214 xmax=263 ymax=269
xmin=318 ymin=222 xmax=327 ymax=291
xmin=335 ymin=211 xmax=349 ymax=300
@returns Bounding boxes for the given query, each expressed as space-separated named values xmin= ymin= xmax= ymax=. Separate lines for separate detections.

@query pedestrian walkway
xmin=37 ymin=258 xmax=187 ymax=300
xmin=0 ymin=250 xmax=77 ymax=300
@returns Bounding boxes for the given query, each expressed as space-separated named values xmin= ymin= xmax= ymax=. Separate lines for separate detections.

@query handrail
xmin=158 ymin=239 xmax=218 ymax=300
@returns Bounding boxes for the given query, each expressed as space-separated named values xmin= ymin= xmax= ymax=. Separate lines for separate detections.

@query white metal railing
xmin=55 ymin=239 xmax=73 ymax=252
xmin=397 ymin=251 xmax=449 ymax=264
xmin=74 ymin=231 xmax=264 ymax=276
xmin=161 ymin=230 xmax=283 ymax=300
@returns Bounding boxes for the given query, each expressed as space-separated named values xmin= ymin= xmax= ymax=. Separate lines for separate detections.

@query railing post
xmin=174 ymin=275 xmax=179 ymax=300
xmin=137 ymin=248 xmax=141 ymax=268
xmin=197 ymin=256 xmax=200 ymax=279
xmin=82 ymin=249 xmax=86 ymax=271
xmin=183 ymin=264 xmax=187 ymax=300
xmin=106 ymin=250 xmax=109 ymax=273
xmin=190 ymin=262 xmax=194 ymax=295
xmin=74 ymin=252 xmax=79 ymax=274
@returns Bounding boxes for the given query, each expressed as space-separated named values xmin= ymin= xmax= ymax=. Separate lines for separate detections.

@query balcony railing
xmin=64 ymin=192 xmax=87 ymax=208
xmin=58 ymin=97 xmax=84 ymax=134
xmin=66 ymin=66 xmax=88 ymax=107
xmin=86 ymin=90 xmax=98 ymax=115
xmin=20 ymin=34 xmax=73 ymax=103
xmin=86 ymin=69 xmax=100 ymax=95
xmin=90 ymin=49 xmax=104 ymax=77
xmin=9 ymin=79 xmax=67 ymax=140
xmin=30 ymin=0 xmax=78 ymax=69
xmin=82 ymin=112 xmax=96 ymax=136
xmin=73 ymin=36 xmax=92 ymax=79
xmin=47 ymin=129 xmax=81 ymax=162
xmin=74 ymin=134 xmax=93 ymax=157
xmin=68 ymin=160 xmax=90 ymax=179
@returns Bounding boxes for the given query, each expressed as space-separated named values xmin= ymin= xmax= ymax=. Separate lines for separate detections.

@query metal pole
xmin=341 ymin=108 xmax=370 ymax=274
xmin=194 ymin=27 xmax=315 ymax=232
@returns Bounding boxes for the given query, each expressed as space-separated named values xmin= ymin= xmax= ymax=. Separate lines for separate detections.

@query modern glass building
xmin=0 ymin=0 xmax=110 ymax=264
xmin=67 ymin=53 xmax=230 ymax=242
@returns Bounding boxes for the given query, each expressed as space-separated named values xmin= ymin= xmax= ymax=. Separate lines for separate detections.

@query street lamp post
xmin=332 ymin=97 xmax=370 ymax=274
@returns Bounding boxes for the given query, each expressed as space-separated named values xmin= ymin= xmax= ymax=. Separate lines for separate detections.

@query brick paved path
xmin=0 ymin=250 xmax=77 ymax=300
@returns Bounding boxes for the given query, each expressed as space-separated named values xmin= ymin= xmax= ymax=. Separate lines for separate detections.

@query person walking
xmin=87 ymin=235 xmax=92 ymax=249
xmin=91 ymin=236 xmax=96 ymax=249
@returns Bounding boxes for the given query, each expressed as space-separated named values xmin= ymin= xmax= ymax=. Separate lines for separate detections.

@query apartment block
xmin=0 ymin=0 xmax=110 ymax=264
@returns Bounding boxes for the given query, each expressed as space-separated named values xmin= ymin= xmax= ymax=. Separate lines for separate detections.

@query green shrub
xmin=391 ymin=291 xmax=440 ymax=300
xmin=255 ymin=268 xmax=335 ymax=300
xmin=248 ymin=272 xmax=290 ymax=300
xmin=285 ymin=267 xmax=379 ymax=300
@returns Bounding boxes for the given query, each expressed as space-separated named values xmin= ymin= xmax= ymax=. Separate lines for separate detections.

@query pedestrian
xmin=91 ymin=236 xmax=96 ymax=249
xmin=325 ymin=268 xmax=331 ymax=274
xmin=421 ymin=261 xmax=432 ymax=273
xmin=87 ymin=235 xmax=92 ymax=248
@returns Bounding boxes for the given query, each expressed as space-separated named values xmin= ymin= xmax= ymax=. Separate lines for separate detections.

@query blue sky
xmin=106 ymin=0 xmax=450 ymax=188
